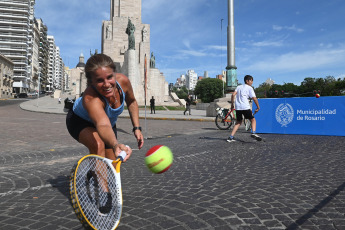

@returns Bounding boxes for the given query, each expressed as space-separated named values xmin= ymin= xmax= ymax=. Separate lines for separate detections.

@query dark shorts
xmin=235 ymin=109 xmax=254 ymax=121
xmin=66 ymin=110 xmax=117 ymax=149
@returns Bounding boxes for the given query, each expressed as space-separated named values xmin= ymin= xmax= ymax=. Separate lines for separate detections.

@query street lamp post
xmin=226 ymin=0 xmax=237 ymax=92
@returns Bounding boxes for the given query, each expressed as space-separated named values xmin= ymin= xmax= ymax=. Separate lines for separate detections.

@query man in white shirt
xmin=227 ymin=75 xmax=262 ymax=142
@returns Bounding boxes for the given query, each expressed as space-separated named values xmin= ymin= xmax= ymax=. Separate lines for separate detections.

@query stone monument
xmin=101 ymin=0 xmax=171 ymax=105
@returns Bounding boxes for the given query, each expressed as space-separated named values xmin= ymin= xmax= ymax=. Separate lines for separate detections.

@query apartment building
xmin=64 ymin=66 xmax=70 ymax=92
xmin=36 ymin=18 xmax=49 ymax=92
xmin=186 ymin=69 xmax=198 ymax=91
xmin=0 ymin=0 xmax=65 ymax=95
xmin=30 ymin=17 xmax=40 ymax=92
xmin=174 ymin=74 xmax=186 ymax=89
xmin=0 ymin=0 xmax=35 ymax=93
xmin=0 ymin=53 xmax=14 ymax=98
xmin=27 ymin=0 xmax=35 ymax=91
xmin=47 ymin=35 xmax=56 ymax=91
xmin=54 ymin=46 xmax=63 ymax=90
xmin=47 ymin=36 xmax=64 ymax=91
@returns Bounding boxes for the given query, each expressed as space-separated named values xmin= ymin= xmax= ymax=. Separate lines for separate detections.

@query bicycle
xmin=215 ymin=107 xmax=236 ymax=130
xmin=243 ymin=117 xmax=251 ymax=132
xmin=243 ymin=111 xmax=257 ymax=132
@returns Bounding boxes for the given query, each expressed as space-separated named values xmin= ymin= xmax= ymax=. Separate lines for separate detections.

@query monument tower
xmin=102 ymin=0 xmax=148 ymax=67
xmin=102 ymin=0 xmax=169 ymax=105
xmin=110 ymin=0 xmax=141 ymax=20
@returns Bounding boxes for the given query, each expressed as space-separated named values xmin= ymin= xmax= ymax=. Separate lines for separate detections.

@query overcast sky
xmin=34 ymin=0 xmax=345 ymax=87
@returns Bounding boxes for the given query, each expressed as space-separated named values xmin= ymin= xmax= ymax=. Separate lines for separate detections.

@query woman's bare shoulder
xmin=83 ymin=87 xmax=104 ymax=106
xmin=116 ymin=73 xmax=131 ymax=89
xmin=116 ymin=73 xmax=129 ymax=82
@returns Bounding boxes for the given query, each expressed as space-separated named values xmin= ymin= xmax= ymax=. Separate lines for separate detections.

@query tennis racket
xmin=70 ymin=150 xmax=127 ymax=230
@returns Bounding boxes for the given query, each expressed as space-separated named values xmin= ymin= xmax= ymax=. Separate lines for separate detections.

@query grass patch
xmin=164 ymin=106 xmax=185 ymax=111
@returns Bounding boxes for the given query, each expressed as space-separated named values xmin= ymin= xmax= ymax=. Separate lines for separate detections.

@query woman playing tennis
xmin=66 ymin=53 xmax=144 ymax=162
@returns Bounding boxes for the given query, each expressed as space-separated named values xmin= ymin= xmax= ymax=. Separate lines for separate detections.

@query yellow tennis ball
xmin=145 ymin=145 xmax=173 ymax=174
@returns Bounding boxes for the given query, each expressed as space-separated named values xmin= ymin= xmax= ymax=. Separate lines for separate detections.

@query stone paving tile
xmin=2 ymin=100 xmax=345 ymax=229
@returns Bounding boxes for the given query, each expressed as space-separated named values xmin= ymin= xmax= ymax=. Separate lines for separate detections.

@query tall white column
xmin=227 ymin=0 xmax=236 ymax=69
xmin=226 ymin=0 xmax=238 ymax=91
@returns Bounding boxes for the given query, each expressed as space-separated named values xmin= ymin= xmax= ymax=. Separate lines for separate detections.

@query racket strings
xmin=71 ymin=157 xmax=122 ymax=230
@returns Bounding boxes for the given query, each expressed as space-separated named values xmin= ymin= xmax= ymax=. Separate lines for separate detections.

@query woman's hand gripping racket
xmin=70 ymin=150 xmax=127 ymax=230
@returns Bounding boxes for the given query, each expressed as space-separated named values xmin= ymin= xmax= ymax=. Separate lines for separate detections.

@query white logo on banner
xmin=275 ymin=103 xmax=294 ymax=127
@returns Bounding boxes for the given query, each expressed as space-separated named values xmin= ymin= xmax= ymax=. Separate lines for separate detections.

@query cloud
xmin=273 ymin=24 xmax=304 ymax=33
xmin=319 ymin=43 xmax=333 ymax=49
xmin=252 ymin=40 xmax=284 ymax=47
xmin=246 ymin=48 xmax=345 ymax=73
xmin=273 ymin=25 xmax=283 ymax=31
xmin=207 ymin=45 xmax=226 ymax=51
xmin=177 ymin=49 xmax=207 ymax=57
xmin=183 ymin=40 xmax=191 ymax=49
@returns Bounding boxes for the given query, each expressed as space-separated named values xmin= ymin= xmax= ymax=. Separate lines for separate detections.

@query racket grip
xmin=117 ymin=150 xmax=127 ymax=161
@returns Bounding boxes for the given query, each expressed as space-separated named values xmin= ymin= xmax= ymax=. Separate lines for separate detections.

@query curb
xmin=18 ymin=100 xmax=214 ymax=122
xmin=135 ymin=116 xmax=213 ymax=122
xmin=19 ymin=108 xmax=214 ymax=122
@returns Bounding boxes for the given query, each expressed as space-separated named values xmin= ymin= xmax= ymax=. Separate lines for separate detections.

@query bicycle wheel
xmin=215 ymin=114 xmax=233 ymax=130
xmin=244 ymin=119 xmax=251 ymax=131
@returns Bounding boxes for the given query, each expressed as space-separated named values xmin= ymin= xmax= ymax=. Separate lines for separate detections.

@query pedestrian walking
xmin=227 ymin=75 xmax=262 ymax=142
xmin=184 ymin=95 xmax=192 ymax=115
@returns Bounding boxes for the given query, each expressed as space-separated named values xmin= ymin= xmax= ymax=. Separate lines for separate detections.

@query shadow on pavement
xmin=286 ymin=181 xmax=345 ymax=230
xmin=48 ymin=175 xmax=71 ymax=200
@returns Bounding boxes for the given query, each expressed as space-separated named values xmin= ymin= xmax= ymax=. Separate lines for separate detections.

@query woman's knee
xmin=79 ymin=128 xmax=106 ymax=155
xmin=88 ymin=139 xmax=105 ymax=155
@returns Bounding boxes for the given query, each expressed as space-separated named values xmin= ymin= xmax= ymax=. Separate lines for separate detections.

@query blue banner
xmin=253 ymin=96 xmax=345 ymax=136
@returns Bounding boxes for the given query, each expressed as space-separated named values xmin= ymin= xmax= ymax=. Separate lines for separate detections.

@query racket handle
xmin=117 ymin=150 xmax=127 ymax=162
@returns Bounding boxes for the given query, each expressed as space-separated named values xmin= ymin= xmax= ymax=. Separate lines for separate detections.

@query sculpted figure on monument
xmin=126 ymin=19 xmax=136 ymax=50
xmin=150 ymin=52 xmax=155 ymax=68
xmin=90 ymin=49 xmax=98 ymax=56
xmin=142 ymin=26 xmax=147 ymax=42
xmin=106 ymin=25 xmax=112 ymax=39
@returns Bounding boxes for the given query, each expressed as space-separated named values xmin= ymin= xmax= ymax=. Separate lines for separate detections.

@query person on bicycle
xmin=227 ymin=75 xmax=262 ymax=142
xmin=66 ymin=54 xmax=144 ymax=162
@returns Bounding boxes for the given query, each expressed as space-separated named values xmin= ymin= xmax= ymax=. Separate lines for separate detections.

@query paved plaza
xmin=1 ymin=98 xmax=345 ymax=230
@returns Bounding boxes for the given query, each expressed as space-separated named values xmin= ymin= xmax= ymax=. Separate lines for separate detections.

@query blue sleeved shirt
xmin=73 ymin=83 xmax=125 ymax=127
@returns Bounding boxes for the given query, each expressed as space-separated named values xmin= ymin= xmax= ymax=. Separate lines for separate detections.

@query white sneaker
xmin=227 ymin=137 xmax=235 ymax=142
xmin=251 ymin=133 xmax=262 ymax=141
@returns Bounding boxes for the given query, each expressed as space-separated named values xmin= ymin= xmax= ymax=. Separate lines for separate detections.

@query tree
xmin=300 ymin=77 xmax=316 ymax=95
xmin=280 ymin=83 xmax=300 ymax=97
xmin=257 ymin=76 xmax=345 ymax=97
xmin=322 ymin=76 xmax=339 ymax=96
xmin=254 ymin=82 xmax=271 ymax=98
xmin=172 ymin=86 xmax=188 ymax=99
xmin=194 ymin=78 xmax=224 ymax=103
